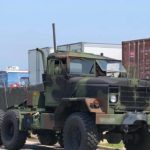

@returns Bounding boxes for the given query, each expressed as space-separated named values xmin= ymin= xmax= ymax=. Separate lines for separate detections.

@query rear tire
xmin=58 ymin=130 xmax=64 ymax=148
xmin=63 ymin=112 xmax=100 ymax=150
xmin=0 ymin=109 xmax=5 ymax=145
xmin=1 ymin=110 xmax=27 ymax=150
xmin=38 ymin=130 xmax=57 ymax=145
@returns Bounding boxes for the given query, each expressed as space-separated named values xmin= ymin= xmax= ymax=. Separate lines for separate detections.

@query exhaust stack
xmin=36 ymin=48 xmax=46 ymax=73
xmin=52 ymin=23 xmax=57 ymax=53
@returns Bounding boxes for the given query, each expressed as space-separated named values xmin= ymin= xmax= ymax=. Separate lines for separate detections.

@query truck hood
xmin=69 ymin=76 xmax=150 ymax=87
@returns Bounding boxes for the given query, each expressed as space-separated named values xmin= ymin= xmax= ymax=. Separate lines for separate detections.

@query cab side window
xmin=47 ymin=59 xmax=55 ymax=75
xmin=47 ymin=59 xmax=66 ymax=75
xmin=54 ymin=60 xmax=62 ymax=75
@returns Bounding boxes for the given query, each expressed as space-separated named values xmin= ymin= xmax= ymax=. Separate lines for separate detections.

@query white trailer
xmin=57 ymin=42 xmax=122 ymax=60
xmin=28 ymin=47 xmax=54 ymax=85
xmin=28 ymin=42 xmax=121 ymax=85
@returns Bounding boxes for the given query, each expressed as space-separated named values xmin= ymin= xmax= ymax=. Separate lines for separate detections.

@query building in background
xmin=0 ymin=66 xmax=29 ymax=87
xmin=28 ymin=43 xmax=121 ymax=85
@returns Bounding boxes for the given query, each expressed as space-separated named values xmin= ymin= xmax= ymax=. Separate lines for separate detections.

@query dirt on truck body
xmin=0 ymin=50 xmax=150 ymax=150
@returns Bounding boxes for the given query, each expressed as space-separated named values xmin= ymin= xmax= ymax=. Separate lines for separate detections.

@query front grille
xmin=120 ymin=87 xmax=150 ymax=111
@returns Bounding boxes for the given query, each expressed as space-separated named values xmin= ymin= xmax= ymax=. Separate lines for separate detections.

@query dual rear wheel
xmin=1 ymin=110 xmax=27 ymax=150
xmin=37 ymin=130 xmax=64 ymax=147
xmin=37 ymin=130 xmax=57 ymax=146
xmin=0 ymin=109 xmax=5 ymax=146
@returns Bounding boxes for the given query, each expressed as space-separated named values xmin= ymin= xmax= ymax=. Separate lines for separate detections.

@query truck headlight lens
xmin=110 ymin=95 xmax=117 ymax=103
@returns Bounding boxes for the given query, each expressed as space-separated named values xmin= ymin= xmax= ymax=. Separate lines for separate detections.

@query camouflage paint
xmin=1 ymin=50 xmax=150 ymax=131
xmin=40 ymin=113 xmax=55 ymax=129
xmin=38 ymin=51 xmax=150 ymax=127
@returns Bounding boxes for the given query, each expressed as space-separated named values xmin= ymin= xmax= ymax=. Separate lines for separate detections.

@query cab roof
xmin=47 ymin=51 xmax=117 ymax=60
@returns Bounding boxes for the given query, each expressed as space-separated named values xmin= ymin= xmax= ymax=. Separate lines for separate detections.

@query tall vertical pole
xmin=52 ymin=23 xmax=57 ymax=53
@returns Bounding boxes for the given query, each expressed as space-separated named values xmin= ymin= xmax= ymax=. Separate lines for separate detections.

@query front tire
xmin=1 ymin=110 xmax=27 ymax=150
xmin=63 ymin=112 xmax=100 ymax=150
xmin=124 ymin=127 xmax=150 ymax=150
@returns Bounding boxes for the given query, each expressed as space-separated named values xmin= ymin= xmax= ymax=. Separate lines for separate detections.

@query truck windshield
xmin=97 ymin=60 xmax=126 ymax=77
xmin=70 ymin=58 xmax=94 ymax=75
xmin=69 ymin=58 xmax=126 ymax=77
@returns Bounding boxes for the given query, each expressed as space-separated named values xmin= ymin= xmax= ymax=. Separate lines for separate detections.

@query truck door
xmin=45 ymin=58 xmax=67 ymax=107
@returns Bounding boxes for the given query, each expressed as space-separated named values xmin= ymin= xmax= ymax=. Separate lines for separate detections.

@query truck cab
xmin=44 ymin=51 xmax=126 ymax=107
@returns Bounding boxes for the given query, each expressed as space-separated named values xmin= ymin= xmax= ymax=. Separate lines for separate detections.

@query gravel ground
xmin=0 ymin=138 xmax=123 ymax=150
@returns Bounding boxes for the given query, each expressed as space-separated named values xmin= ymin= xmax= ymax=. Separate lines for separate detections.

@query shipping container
xmin=122 ymin=38 xmax=150 ymax=79
xmin=28 ymin=47 xmax=54 ymax=85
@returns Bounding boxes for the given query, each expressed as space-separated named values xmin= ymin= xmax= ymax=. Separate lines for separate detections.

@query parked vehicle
xmin=0 ymin=66 xmax=29 ymax=87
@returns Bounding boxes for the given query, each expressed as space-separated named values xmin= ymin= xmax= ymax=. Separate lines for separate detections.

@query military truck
xmin=0 ymin=47 xmax=150 ymax=150
xmin=1 ymin=23 xmax=150 ymax=150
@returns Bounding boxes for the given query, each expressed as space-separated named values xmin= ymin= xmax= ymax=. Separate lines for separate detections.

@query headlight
xmin=110 ymin=95 xmax=117 ymax=103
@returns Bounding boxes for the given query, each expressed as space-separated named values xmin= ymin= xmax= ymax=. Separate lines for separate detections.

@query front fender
xmin=122 ymin=112 xmax=147 ymax=125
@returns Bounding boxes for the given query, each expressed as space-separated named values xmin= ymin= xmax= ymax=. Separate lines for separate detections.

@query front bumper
xmin=96 ymin=112 xmax=150 ymax=125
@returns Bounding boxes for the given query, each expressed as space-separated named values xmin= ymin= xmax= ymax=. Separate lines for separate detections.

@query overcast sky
xmin=0 ymin=0 xmax=150 ymax=69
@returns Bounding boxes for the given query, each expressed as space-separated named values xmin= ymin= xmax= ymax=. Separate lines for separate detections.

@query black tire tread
xmin=0 ymin=109 xmax=5 ymax=146
xmin=58 ymin=131 xmax=64 ymax=148
xmin=1 ymin=110 xmax=27 ymax=150
xmin=0 ymin=109 xmax=4 ymax=129
xmin=63 ymin=112 xmax=100 ymax=150
xmin=124 ymin=128 xmax=150 ymax=150
xmin=38 ymin=130 xmax=57 ymax=146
